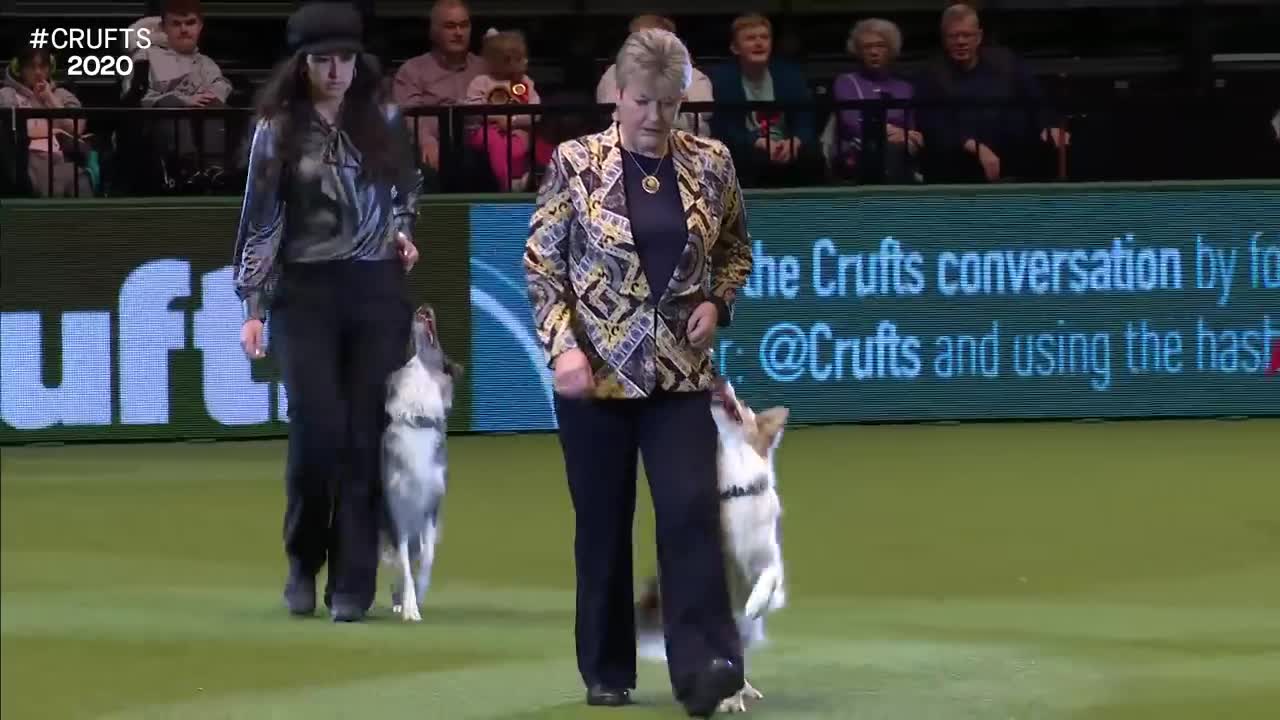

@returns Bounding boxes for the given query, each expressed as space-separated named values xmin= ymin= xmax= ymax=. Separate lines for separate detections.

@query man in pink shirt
xmin=393 ymin=0 xmax=482 ymax=169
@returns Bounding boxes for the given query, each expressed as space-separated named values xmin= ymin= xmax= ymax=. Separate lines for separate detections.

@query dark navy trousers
xmin=554 ymin=389 xmax=744 ymax=699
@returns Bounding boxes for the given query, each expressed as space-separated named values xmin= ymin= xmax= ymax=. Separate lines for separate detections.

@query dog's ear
xmin=755 ymin=406 xmax=790 ymax=446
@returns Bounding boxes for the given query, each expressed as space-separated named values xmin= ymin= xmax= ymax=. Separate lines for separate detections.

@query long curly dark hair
xmin=250 ymin=50 xmax=413 ymax=187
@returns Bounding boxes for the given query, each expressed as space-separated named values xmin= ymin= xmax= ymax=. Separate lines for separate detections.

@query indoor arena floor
xmin=3 ymin=418 xmax=1278 ymax=719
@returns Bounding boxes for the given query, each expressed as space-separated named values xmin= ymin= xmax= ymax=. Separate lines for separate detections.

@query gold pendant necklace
xmin=625 ymin=147 xmax=666 ymax=194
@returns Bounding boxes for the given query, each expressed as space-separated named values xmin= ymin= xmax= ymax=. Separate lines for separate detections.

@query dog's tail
xmin=743 ymin=564 xmax=785 ymax=619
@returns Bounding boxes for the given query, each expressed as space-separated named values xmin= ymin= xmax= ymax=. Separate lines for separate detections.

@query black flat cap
xmin=287 ymin=2 xmax=364 ymax=55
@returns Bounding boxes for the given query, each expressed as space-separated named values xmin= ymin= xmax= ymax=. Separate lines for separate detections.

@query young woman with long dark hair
xmin=232 ymin=2 xmax=422 ymax=623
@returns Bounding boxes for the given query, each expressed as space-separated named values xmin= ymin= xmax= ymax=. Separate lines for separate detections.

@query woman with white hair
xmin=524 ymin=27 xmax=754 ymax=718
xmin=832 ymin=17 xmax=921 ymax=181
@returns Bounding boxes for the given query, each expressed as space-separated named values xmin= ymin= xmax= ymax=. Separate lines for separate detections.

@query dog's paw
xmin=400 ymin=603 xmax=422 ymax=622
xmin=717 ymin=691 xmax=748 ymax=714
xmin=716 ymin=680 xmax=763 ymax=713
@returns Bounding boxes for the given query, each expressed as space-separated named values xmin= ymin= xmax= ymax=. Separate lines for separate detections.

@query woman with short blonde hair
xmin=526 ymin=25 xmax=753 ymax=718
xmin=596 ymin=18 xmax=714 ymax=135
xmin=614 ymin=24 xmax=693 ymax=96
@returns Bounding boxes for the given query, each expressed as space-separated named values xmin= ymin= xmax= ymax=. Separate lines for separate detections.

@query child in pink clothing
xmin=465 ymin=29 xmax=552 ymax=191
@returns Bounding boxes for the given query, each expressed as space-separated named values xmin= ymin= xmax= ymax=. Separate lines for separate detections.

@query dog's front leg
xmin=397 ymin=539 xmax=421 ymax=622
xmin=414 ymin=517 xmax=438 ymax=603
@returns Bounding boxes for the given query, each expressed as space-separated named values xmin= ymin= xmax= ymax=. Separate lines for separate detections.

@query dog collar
xmin=405 ymin=416 xmax=446 ymax=430
xmin=719 ymin=478 xmax=769 ymax=501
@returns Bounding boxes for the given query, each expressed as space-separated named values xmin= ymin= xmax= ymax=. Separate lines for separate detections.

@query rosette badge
xmin=756 ymin=111 xmax=782 ymax=136
xmin=511 ymin=82 xmax=528 ymax=102
xmin=487 ymin=86 xmax=511 ymax=104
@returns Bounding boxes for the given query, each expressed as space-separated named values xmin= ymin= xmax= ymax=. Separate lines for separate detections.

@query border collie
xmin=637 ymin=378 xmax=788 ymax=712
xmin=380 ymin=304 xmax=463 ymax=621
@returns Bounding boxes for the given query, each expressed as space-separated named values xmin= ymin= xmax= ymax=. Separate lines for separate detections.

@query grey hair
xmin=847 ymin=18 xmax=903 ymax=58
xmin=941 ymin=3 xmax=980 ymax=30
xmin=615 ymin=27 xmax=692 ymax=95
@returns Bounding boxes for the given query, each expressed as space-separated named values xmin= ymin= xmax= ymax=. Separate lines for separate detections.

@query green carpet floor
xmin=3 ymin=419 xmax=1278 ymax=719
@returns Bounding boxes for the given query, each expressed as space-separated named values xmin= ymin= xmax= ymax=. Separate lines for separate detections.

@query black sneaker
xmin=329 ymin=598 xmax=368 ymax=623
xmin=283 ymin=573 xmax=316 ymax=616
xmin=586 ymin=685 xmax=632 ymax=707
xmin=682 ymin=658 xmax=742 ymax=718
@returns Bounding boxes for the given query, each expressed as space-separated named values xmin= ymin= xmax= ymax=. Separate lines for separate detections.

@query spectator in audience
xmin=133 ymin=0 xmax=231 ymax=108
xmin=708 ymin=13 xmax=823 ymax=187
xmin=128 ymin=0 xmax=233 ymax=183
xmin=0 ymin=48 xmax=93 ymax=197
xmin=465 ymin=29 xmax=552 ymax=191
xmin=393 ymin=0 xmax=482 ymax=170
xmin=832 ymin=18 xmax=921 ymax=182
xmin=596 ymin=14 xmax=713 ymax=136
xmin=914 ymin=3 xmax=1067 ymax=182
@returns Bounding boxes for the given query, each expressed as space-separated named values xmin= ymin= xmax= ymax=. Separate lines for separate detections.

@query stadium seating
xmin=1 ymin=0 xmax=1277 ymax=196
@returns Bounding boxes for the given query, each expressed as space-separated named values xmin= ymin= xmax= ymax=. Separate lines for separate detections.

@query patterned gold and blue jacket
xmin=523 ymin=123 xmax=754 ymax=399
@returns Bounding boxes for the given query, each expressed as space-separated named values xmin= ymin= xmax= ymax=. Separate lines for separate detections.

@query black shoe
xmin=586 ymin=685 xmax=633 ymax=707
xmin=329 ymin=599 xmax=368 ymax=623
xmin=283 ymin=573 xmax=316 ymax=616
xmin=682 ymin=658 xmax=742 ymax=718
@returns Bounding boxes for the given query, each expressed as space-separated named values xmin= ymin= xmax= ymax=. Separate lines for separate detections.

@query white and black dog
xmin=637 ymin=377 xmax=789 ymax=713
xmin=380 ymin=303 xmax=464 ymax=622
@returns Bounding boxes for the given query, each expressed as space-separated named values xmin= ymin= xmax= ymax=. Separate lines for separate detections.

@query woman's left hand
xmin=687 ymin=301 xmax=719 ymax=349
xmin=396 ymin=231 xmax=419 ymax=273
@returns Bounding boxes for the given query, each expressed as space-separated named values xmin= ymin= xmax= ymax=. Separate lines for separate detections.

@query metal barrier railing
xmin=4 ymin=96 xmax=1277 ymax=198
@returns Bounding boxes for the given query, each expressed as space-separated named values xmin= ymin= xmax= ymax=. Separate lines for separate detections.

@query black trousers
xmin=554 ymin=389 xmax=743 ymax=699
xmin=270 ymin=259 xmax=411 ymax=610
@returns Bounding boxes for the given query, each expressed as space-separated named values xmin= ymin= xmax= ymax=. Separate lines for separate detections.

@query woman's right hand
xmin=241 ymin=318 xmax=266 ymax=359
xmin=553 ymin=348 xmax=594 ymax=398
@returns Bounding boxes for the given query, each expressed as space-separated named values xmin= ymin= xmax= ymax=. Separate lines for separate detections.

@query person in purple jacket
xmin=831 ymin=18 xmax=921 ymax=183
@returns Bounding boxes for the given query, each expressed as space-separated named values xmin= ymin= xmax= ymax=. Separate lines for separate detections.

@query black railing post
xmin=529 ymin=108 xmax=538 ymax=192
xmin=506 ymin=107 xmax=514 ymax=192
xmin=440 ymin=107 xmax=456 ymax=193
xmin=45 ymin=119 xmax=54 ymax=197
xmin=859 ymin=99 xmax=887 ymax=185
xmin=71 ymin=118 xmax=81 ymax=198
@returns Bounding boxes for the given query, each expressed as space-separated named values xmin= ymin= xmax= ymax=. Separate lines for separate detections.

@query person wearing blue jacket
xmin=707 ymin=14 xmax=825 ymax=187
